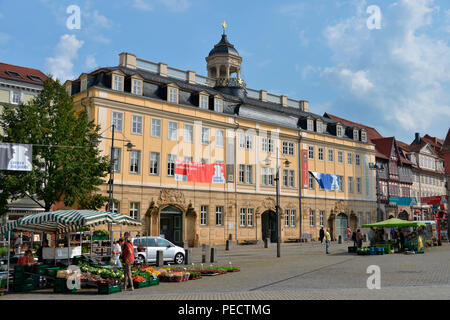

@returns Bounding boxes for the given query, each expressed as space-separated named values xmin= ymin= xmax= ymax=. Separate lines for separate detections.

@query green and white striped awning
xmin=0 ymin=210 xmax=142 ymax=234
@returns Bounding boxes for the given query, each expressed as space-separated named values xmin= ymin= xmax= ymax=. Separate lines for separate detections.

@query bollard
xmin=183 ymin=242 xmax=188 ymax=249
xmin=264 ymin=238 xmax=269 ymax=248
xmin=184 ymin=249 xmax=192 ymax=265
xmin=156 ymin=250 xmax=164 ymax=267
xmin=226 ymin=240 xmax=230 ymax=251
xmin=210 ymin=247 xmax=216 ymax=263
xmin=202 ymin=245 xmax=210 ymax=263
xmin=338 ymin=235 xmax=342 ymax=244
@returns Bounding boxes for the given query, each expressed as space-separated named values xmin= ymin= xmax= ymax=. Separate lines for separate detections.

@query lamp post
xmin=92 ymin=125 xmax=135 ymax=242
xmin=264 ymin=148 xmax=291 ymax=258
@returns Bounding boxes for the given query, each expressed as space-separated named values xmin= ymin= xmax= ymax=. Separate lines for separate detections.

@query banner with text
xmin=0 ymin=143 xmax=32 ymax=171
xmin=301 ymin=149 xmax=309 ymax=189
xmin=175 ymin=160 xmax=226 ymax=184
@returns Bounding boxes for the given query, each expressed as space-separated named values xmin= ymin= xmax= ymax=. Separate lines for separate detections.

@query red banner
xmin=174 ymin=161 xmax=226 ymax=184
xmin=421 ymin=195 xmax=448 ymax=205
xmin=301 ymin=149 xmax=309 ymax=189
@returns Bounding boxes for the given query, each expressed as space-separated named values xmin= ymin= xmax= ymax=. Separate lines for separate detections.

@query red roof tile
xmin=441 ymin=129 xmax=450 ymax=153
xmin=0 ymin=62 xmax=47 ymax=85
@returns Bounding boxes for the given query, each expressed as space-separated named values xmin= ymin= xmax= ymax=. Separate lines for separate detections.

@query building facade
xmin=66 ymin=31 xmax=377 ymax=246
xmin=0 ymin=62 xmax=47 ymax=223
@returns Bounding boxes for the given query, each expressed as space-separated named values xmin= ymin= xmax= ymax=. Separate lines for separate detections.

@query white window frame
xmin=215 ymin=129 xmax=224 ymax=147
xmin=356 ymin=177 xmax=362 ymax=194
xmin=338 ymin=150 xmax=344 ymax=164
xmin=337 ymin=125 xmax=343 ymax=137
xmin=347 ymin=152 xmax=353 ymax=165
xmin=246 ymin=165 xmax=253 ymax=184
xmin=112 ymin=74 xmax=124 ymax=91
xmin=319 ymin=211 xmax=324 ymax=227
xmin=355 ymin=154 xmax=361 ymax=166
xmin=290 ymin=210 xmax=296 ymax=227
xmin=308 ymin=146 xmax=314 ymax=160
xmin=240 ymin=208 xmax=246 ymax=227
xmin=201 ymin=127 xmax=210 ymax=145
xmin=81 ymin=78 xmax=88 ymax=92
xmin=310 ymin=209 xmax=315 ymax=227
xmin=132 ymin=79 xmax=143 ymax=95
xmin=200 ymin=95 xmax=208 ymax=109
xmin=131 ymin=115 xmax=143 ymax=135
xmin=348 ymin=177 xmax=353 ymax=193
xmin=129 ymin=202 xmax=140 ymax=220
xmin=353 ymin=129 xmax=359 ymax=141
xmin=112 ymin=148 xmax=121 ymax=173
xmin=168 ymin=121 xmax=178 ymax=141
xmin=247 ymin=208 xmax=254 ymax=227
xmin=328 ymin=149 xmax=334 ymax=162
xmin=111 ymin=112 xmax=123 ymax=132
xmin=167 ymin=154 xmax=176 ymax=176
xmin=361 ymin=131 xmax=367 ymax=142
xmin=184 ymin=124 xmax=193 ymax=143
xmin=201 ymin=206 xmax=208 ymax=226
xmin=318 ymin=147 xmax=324 ymax=161
xmin=149 ymin=152 xmax=159 ymax=175
xmin=216 ymin=206 xmax=223 ymax=226
xmin=284 ymin=210 xmax=290 ymax=227
xmin=307 ymin=119 xmax=314 ymax=131
xmin=151 ymin=118 xmax=161 ymax=138
xmin=168 ymin=87 xmax=178 ymax=104
xmin=214 ymin=98 xmax=223 ymax=112
xmin=316 ymin=121 xmax=323 ymax=133
xmin=129 ymin=150 xmax=141 ymax=174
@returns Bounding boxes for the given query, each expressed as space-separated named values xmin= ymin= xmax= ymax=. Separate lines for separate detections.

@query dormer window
xmin=168 ymin=86 xmax=178 ymax=104
xmin=132 ymin=78 xmax=143 ymax=95
xmin=361 ymin=131 xmax=367 ymax=142
xmin=307 ymin=119 xmax=314 ymax=131
xmin=81 ymin=77 xmax=88 ymax=92
xmin=6 ymin=70 xmax=22 ymax=79
xmin=336 ymin=125 xmax=343 ymax=137
xmin=214 ymin=98 xmax=223 ymax=112
xmin=353 ymin=128 xmax=359 ymax=141
xmin=112 ymin=74 xmax=124 ymax=91
xmin=199 ymin=94 xmax=209 ymax=109
xmin=316 ymin=120 xmax=323 ymax=134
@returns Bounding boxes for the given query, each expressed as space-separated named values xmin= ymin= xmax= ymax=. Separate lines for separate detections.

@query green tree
xmin=0 ymin=77 xmax=109 ymax=213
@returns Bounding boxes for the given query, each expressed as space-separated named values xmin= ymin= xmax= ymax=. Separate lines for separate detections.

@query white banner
xmin=0 ymin=143 xmax=32 ymax=171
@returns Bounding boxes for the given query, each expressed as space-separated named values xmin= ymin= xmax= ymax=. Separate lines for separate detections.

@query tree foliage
xmin=0 ymin=77 xmax=109 ymax=213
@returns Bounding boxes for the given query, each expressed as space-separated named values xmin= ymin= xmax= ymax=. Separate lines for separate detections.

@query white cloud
xmin=85 ymin=54 xmax=98 ymax=70
xmin=133 ymin=0 xmax=191 ymax=12
xmin=45 ymin=34 xmax=84 ymax=82
xmin=322 ymin=0 xmax=450 ymax=138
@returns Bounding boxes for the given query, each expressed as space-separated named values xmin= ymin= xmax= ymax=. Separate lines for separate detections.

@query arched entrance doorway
xmin=261 ymin=210 xmax=277 ymax=243
xmin=160 ymin=205 xmax=183 ymax=246
xmin=336 ymin=213 xmax=348 ymax=241
xmin=398 ymin=210 xmax=409 ymax=221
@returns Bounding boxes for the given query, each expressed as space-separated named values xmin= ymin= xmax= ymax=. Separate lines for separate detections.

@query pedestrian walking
xmin=368 ymin=227 xmax=375 ymax=246
xmin=356 ymin=229 xmax=363 ymax=248
xmin=351 ymin=231 xmax=357 ymax=247
xmin=113 ymin=238 xmax=124 ymax=268
xmin=324 ymin=228 xmax=331 ymax=254
xmin=319 ymin=227 xmax=325 ymax=244
xmin=399 ymin=229 xmax=405 ymax=252
xmin=345 ymin=227 xmax=352 ymax=242
xmin=122 ymin=237 xmax=135 ymax=291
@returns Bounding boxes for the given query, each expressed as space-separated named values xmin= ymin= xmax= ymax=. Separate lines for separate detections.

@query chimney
xmin=415 ymin=133 xmax=420 ymax=144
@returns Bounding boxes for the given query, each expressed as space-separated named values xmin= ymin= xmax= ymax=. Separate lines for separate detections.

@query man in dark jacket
xmin=319 ymin=227 xmax=325 ymax=244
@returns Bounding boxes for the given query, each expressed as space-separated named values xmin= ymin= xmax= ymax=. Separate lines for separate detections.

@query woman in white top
xmin=113 ymin=238 xmax=124 ymax=268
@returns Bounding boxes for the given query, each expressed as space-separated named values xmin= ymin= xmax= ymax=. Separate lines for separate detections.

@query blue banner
xmin=309 ymin=171 xmax=340 ymax=191
xmin=389 ymin=196 xmax=414 ymax=206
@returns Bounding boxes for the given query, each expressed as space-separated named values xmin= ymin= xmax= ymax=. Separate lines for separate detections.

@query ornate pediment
xmin=333 ymin=200 xmax=347 ymax=214
xmin=256 ymin=197 xmax=276 ymax=215
xmin=156 ymin=189 xmax=187 ymax=211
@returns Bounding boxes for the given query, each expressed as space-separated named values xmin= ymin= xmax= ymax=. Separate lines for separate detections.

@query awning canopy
xmin=0 ymin=210 xmax=142 ymax=234
xmin=362 ymin=218 xmax=426 ymax=229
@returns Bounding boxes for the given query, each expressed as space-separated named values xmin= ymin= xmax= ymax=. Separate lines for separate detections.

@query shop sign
xmin=421 ymin=195 xmax=448 ymax=205
xmin=301 ymin=149 xmax=309 ymax=189
xmin=389 ymin=196 xmax=414 ymax=206
xmin=174 ymin=160 xmax=226 ymax=184
xmin=0 ymin=143 xmax=32 ymax=171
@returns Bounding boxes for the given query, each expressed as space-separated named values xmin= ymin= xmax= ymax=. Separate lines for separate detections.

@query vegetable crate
xmin=133 ymin=280 xmax=150 ymax=288
xmin=149 ymin=278 xmax=159 ymax=286
xmin=53 ymin=278 xmax=77 ymax=294
xmin=46 ymin=267 xmax=62 ymax=278
xmin=98 ymin=284 xmax=122 ymax=295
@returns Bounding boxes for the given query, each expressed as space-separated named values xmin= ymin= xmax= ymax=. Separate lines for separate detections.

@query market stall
xmin=0 ymin=209 xmax=141 ymax=294
xmin=358 ymin=218 xmax=427 ymax=255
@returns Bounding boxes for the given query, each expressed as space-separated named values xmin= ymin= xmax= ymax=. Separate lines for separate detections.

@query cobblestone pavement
xmin=2 ymin=242 xmax=449 ymax=300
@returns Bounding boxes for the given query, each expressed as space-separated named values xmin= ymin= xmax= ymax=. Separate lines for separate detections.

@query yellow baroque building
xmin=66 ymin=30 xmax=377 ymax=246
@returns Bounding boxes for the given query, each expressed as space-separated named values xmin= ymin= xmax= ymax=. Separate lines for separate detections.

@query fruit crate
xmin=53 ymin=278 xmax=77 ymax=294
xmin=133 ymin=280 xmax=150 ymax=288
xmin=98 ymin=284 xmax=122 ymax=295
xmin=46 ymin=267 xmax=62 ymax=278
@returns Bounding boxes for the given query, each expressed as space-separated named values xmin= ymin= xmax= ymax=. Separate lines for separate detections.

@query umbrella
xmin=0 ymin=210 xmax=142 ymax=234
xmin=362 ymin=218 xmax=426 ymax=229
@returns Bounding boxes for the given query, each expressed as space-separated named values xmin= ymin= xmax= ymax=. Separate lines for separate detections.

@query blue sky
xmin=0 ymin=0 xmax=449 ymax=143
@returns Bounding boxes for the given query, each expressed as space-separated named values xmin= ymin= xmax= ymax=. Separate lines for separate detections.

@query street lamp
xmin=264 ymin=148 xmax=291 ymax=258
xmin=92 ymin=124 xmax=135 ymax=242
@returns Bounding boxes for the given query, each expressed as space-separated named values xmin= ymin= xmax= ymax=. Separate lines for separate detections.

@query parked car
xmin=131 ymin=236 xmax=185 ymax=265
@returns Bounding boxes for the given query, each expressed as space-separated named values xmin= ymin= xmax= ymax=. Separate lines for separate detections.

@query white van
xmin=131 ymin=236 xmax=185 ymax=265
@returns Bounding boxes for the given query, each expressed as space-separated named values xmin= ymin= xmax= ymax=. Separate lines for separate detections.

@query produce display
xmin=78 ymin=263 xmax=124 ymax=280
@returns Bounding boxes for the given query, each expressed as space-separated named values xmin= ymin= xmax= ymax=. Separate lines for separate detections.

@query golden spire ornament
xmin=222 ymin=21 xmax=227 ymax=34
